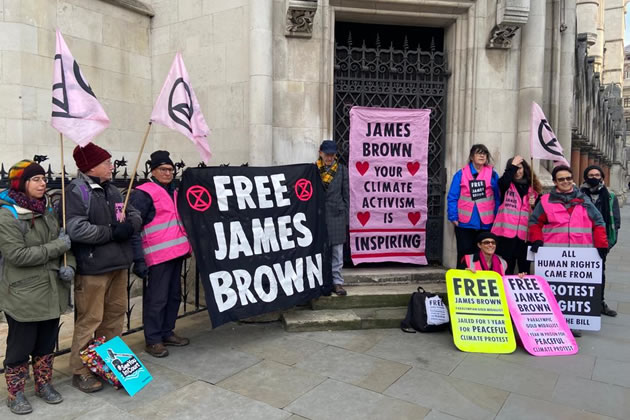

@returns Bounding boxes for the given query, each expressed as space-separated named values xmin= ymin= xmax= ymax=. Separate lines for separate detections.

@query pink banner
xmin=349 ymin=107 xmax=430 ymax=265
xmin=503 ymin=275 xmax=578 ymax=356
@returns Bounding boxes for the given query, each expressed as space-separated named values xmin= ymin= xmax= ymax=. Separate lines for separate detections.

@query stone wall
xmin=0 ymin=0 xmax=152 ymax=172
xmin=149 ymin=0 xmax=250 ymax=167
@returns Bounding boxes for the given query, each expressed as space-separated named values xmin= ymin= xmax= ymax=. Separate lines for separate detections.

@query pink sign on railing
xmin=503 ymin=275 xmax=578 ymax=356
xmin=348 ymin=107 xmax=430 ymax=265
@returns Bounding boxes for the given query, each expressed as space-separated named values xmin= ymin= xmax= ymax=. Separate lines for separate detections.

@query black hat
xmin=476 ymin=231 xmax=498 ymax=244
xmin=319 ymin=140 xmax=337 ymax=154
xmin=150 ymin=150 xmax=174 ymax=170
xmin=583 ymin=165 xmax=604 ymax=180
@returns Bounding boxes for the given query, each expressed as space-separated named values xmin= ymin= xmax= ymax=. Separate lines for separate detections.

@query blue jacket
xmin=447 ymin=162 xmax=500 ymax=230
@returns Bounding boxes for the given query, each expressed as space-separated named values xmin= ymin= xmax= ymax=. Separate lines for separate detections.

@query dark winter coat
xmin=65 ymin=172 xmax=142 ymax=275
xmin=323 ymin=163 xmax=349 ymax=245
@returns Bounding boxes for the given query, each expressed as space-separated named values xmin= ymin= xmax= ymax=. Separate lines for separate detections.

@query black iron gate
xmin=333 ymin=23 xmax=449 ymax=263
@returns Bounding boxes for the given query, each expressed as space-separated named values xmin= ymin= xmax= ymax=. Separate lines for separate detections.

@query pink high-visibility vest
xmin=491 ymin=184 xmax=538 ymax=240
xmin=137 ymin=182 xmax=191 ymax=267
xmin=464 ymin=254 xmax=507 ymax=276
xmin=539 ymin=194 xmax=593 ymax=247
xmin=458 ymin=165 xmax=495 ymax=224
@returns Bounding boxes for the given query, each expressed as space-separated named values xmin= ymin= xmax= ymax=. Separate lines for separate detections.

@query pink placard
xmin=348 ymin=107 xmax=430 ymax=265
xmin=503 ymin=275 xmax=578 ymax=356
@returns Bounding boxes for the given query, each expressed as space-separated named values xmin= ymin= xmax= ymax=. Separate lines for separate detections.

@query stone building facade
xmin=0 ymin=0 xmax=626 ymax=266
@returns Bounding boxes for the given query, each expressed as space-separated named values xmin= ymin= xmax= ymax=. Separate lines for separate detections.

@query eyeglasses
xmin=99 ymin=160 xmax=113 ymax=167
xmin=156 ymin=167 xmax=174 ymax=174
xmin=27 ymin=176 xmax=47 ymax=183
xmin=556 ymin=176 xmax=573 ymax=182
xmin=480 ymin=240 xmax=496 ymax=245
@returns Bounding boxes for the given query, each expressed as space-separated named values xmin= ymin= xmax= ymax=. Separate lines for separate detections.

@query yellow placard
xmin=446 ymin=269 xmax=516 ymax=353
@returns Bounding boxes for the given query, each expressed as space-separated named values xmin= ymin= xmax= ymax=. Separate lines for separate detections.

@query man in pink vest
xmin=130 ymin=151 xmax=192 ymax=358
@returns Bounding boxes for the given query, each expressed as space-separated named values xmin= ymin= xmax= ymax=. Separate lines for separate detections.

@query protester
xmin=447 ymin=144 xmax=500 ymax=268
xmin=491 ymin=156 xmax=542 ymax=274
xmin=463 ymin=232 xmax=507 ymax=275
xmin=66 ymin=143 xmax=142 ymax=393
xmin=529 ymin=165 xmax=608 ymax=336
xmin=130 ymin=150 xmax=192 ymax=358
xmin=318 ymin=140 xmax=349 ymax=296
xmin=580 ymin=165 xmax=620 ymax=317
xmin=0 ymin=160 xmax=74 ymax=414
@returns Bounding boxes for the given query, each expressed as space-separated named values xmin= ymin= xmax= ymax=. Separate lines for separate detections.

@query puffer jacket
xmin=65 ymin=172 xmax=142 ymax=275
xmin=0 ymin=190 xmax=75 ymax=322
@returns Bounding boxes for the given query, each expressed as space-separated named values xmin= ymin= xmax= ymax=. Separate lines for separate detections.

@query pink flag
xmin=51 ymin=30 xmax=110 ymax=146
xmin=530 ymin=102 xmax=569 ymax=166
xmin=151 ymin=52 xmax=211 ymax=162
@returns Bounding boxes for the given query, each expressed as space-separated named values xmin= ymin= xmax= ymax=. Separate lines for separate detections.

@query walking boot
xmin=602 ymin=302 xmax=618 ymax=317
xmin=5 ymin=363 xmax=33 ymax=415
xmin=72 ymin=372 xmax=103 ymax=393
xmin=163 ymin=334 xmax=190 ymax=347
xmin=33 ymin=354 xmax=63 ymax=404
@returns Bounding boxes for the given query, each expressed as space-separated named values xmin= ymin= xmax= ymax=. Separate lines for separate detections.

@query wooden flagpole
xmin=121 ymin=122 xmax=152 ymax=216
xmin=60 ymin=133 xmax=67 ymax=266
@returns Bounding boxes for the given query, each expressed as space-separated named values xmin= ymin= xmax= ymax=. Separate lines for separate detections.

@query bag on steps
xmin=400 ymin=287 xmax=449 ymax=333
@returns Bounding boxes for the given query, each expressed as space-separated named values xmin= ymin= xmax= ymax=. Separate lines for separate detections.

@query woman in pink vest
xmin=462 ymin=232 xmax=507 ymax=276
xmin=447 ymin=144 xmax=500 ymax=268
xmin=528 ymin=165 xmax=608 ymax=252
xmin=491 ymin=155 xmax=542 ymax=274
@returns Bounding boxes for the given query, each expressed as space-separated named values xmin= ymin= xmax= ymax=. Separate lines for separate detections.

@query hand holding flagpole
xmin=50 ymin=29 xmax=110 ymax=265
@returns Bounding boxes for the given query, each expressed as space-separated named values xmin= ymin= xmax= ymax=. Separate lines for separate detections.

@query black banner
xmin=177 ymin=164 xmax=331 ymax=327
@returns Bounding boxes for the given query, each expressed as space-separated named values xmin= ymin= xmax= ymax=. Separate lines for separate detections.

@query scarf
xmin=317 ymin=158 xmax=338 ymax=189
xmin=478 ymin=252 xmax=502 ymax=274
xmin=580 ymin=182 xmax=611 ymax=230
xmin=8 ymin=189 xmax=46 ymax=215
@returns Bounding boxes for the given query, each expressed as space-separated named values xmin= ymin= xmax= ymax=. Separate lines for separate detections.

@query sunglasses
xmin=480 ymin=240 xmax=496 ymax=245
xmin=556 ymin=176 xmax=573 ymax=182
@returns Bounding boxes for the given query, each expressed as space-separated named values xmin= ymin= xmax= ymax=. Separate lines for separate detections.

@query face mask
xmin=585 ymin=177 xmax=601 ymax=187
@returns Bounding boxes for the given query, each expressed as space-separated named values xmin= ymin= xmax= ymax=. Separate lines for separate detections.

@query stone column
xmin=557 ymin=0 xmax=576 ymax=161
xmin=602 ymin=0 xmax=626 ymax=85
xmin=248 ymin=0 xmax=274 ymax=165
xmin=571 ymin=147 xmax=581 ymax=179
xmin=580 ymin=149 xmax=590 ymax=183
xmin=516 ymin=0 xmax=546 ymax=158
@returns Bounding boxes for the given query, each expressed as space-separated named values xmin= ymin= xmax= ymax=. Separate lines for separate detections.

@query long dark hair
xmin=468 ymin=144 xmax=493 ymax=166
xmin=506 ymin=157 xmax=542 ymax=194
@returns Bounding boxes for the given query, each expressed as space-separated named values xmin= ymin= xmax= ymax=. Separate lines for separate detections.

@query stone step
xmin=282 ymin=307 xmax=408 ymax=332
xmin=311 ymin=283 xmax=446 ymax=310
xmin=342 ymin=266 xmax=447 ymax=285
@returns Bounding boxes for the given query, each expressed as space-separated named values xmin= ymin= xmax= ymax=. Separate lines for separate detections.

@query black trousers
xmin=602 ymin=255 xmax=607 ymax=301
xmin=455 ymin=226 xmax=482 ymax=268
xmin=4 ymin=315 xmax=59 ymax=368
xmin=143 ymin=257 xmax=184 ymax=345
xmin=496 ymin=236 xmax=531 ymax=275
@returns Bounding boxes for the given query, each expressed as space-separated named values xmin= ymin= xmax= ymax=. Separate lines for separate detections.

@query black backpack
xmin=400 ymin=287 xmax=449 ymax=333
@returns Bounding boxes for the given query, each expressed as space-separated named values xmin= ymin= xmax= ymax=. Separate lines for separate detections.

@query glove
xmin=56 ymin=229 xmax=72 ymax=252
xmin=597 ymin=248 xmax=608 ymax=259
xmin=133 ymin=261 xmax=149 ymax=279
xmin=112 ymin=222 xmax=135 ymax=242
xmin=530 ymin=240 xmax=543 ymax=253
xmin=58 ymin=266 xmax=75 ymax=285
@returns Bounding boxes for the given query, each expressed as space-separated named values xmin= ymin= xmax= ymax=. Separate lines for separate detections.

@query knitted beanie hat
xmin=73 ymin=143 xmax=112 ymax=173
xmin=8 ymin=160 xmax=46 ymax=192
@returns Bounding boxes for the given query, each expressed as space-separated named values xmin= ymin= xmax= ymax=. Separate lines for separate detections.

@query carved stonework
xmin=285 ymin=0 xmax=318 ymax=38
xmin=487 ymin=24 xmax=520 ymax=49
xmin=487 ymin=0 xmax=530 ymax=49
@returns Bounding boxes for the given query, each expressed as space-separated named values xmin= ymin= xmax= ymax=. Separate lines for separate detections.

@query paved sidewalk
xmin=1 ymin=203 xmax=630 ymax=419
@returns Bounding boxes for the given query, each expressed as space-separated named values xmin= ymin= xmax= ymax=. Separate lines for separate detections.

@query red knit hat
xmin=73 ymin=143 xmax=112 ymax=173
